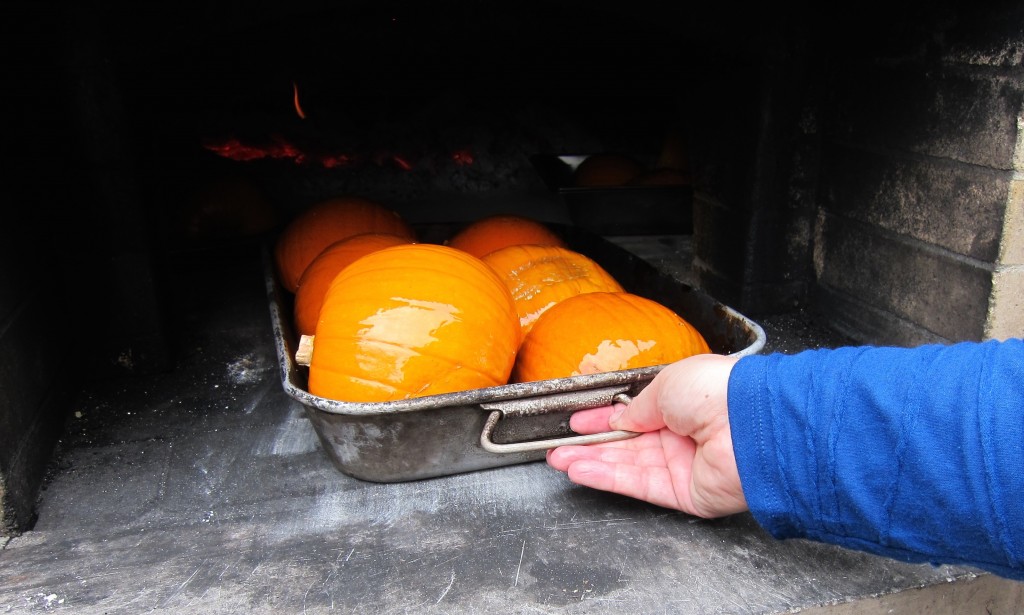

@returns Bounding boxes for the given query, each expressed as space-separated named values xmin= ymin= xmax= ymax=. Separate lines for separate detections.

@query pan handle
xmin=479 ymin=388 xmax=640 ymax=454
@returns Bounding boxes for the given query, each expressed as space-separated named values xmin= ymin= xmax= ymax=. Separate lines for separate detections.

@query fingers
xmin=557 ymin=384 xmax=665 ymax=440
xmin=547 ymin=439 xmax=636 ymax=472
xmin=547 ymin=432 xmax=673 ymax=471
xmin=547 ymin=430 xmax=697 ymax=472
xmin=563 ymin=458 xmax=689 ymax=512
xmin=568 ymin=405 xmax=618 ymax=434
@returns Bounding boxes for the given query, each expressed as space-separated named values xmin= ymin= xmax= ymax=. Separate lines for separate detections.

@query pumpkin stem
xmin=296 ymin=335 xmax=315 ymax=366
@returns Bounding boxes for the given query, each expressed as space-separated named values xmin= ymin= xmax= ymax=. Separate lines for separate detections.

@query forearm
xmin=728 ymin=339 xmax=1024 ymax=579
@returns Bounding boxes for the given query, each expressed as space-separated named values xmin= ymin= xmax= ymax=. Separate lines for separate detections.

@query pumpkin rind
xmin=293 ymin=232 xmax=412 ymax=337
xmin=308 ymin=244 xmax=521 ymax=402
xmin=573 ymin=153 xmax=644 ymax=187
xmin=481 ymin=244 xmax=625 ymax=336
xmin=446 ymin=214 xmax=566 ymax=258
xmin=512 ymin=291 xmax=711 ymax=383
xmin=273 ymin=195 xmax=416 ymax=293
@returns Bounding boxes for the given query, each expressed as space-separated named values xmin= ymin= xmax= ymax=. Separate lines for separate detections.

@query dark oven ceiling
xmin=73 ymin=2 xmax=814 ymax=195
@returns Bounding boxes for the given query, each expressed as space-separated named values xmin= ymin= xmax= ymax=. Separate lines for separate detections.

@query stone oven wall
xmin=690 ymin=3 xmax=1024 ymax=344
xmin=812 ymin=5 xmax=1024 ymax=344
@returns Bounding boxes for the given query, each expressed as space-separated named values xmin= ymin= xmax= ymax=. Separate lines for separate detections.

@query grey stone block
xmin=815 ymin=214 xmax=993 ymax=341
xmin=693 ymin=191 xmax=749 ymax=286
xmin=822 ymin=145 xmax=1010 ymax=262
xmin=812 ymin=285 xmax=953 ymax=347
xmin=825 ymin=64 xmax=1023 ymax=170
xmin=692 ymin=262 xmax=742 ymax=312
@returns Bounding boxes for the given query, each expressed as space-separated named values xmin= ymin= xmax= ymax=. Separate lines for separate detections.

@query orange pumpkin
xmin=512 ymin=291 xmax=712 ymax=383
xmin=481 ymin=244 xmax=625 ymax=336
xmin=293 ymin=232 xmax=413 ymax=337
xmin=446 ymin=214 xmax=566 ymax=258
xmin=573 ymin=153 xmax=644 ymax=187
xmin=274 ymin=196 xmax=416 ymax=293
xmin=308 ymin=244 xmax=521 ymax=402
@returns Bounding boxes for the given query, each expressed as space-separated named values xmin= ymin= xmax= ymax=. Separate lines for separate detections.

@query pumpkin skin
xmin=293 ymin=232 xmax=413 ymax=337
xmin=308 ymin=243 xmax=521 ymax=402
xmin=573 ymin=153 xmax=644 ymax=187
xmin=274 ymin=196 xmax=416 ymax=293
xmin=446 ymin=214 xmax=566 ymax=258
xmin=481 ymin=244 xmax=625 ymax=336
xmin=512 ymin=291 xmax=711 ymax=383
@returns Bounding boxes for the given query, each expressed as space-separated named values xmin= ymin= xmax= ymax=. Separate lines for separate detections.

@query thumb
xmin=608 ymin=376 xmax=669 ymax=433
xmin=610 ymin=353 xmax=739 ymax=435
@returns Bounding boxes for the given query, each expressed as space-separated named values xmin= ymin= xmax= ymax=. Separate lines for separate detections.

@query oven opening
xmin=3 ymin=2 xmax=1022 ymax=609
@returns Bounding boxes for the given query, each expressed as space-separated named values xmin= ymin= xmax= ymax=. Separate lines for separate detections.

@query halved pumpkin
xmin=308 ymin=243 xmax=521 ymax=402
xmin=482 ymin=244 xmax=624 ymax=336
xmin=446 ymin=214 xmax=566 ymax=258
xmin=274 ymin=195 xmax=416 ymax=293
xmin=512 ymin=291 xmax=711 ymax=383
xmin=293 ymin=232 xmax=413 ymax=337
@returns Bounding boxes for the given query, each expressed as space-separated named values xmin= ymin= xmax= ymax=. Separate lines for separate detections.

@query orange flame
xmin=392 ymin=155 xmax=413 ymax=171
xmin=292 ymin=81 xmax=306 ymax=120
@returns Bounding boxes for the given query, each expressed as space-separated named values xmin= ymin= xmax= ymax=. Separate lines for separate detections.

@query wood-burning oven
xmin=3 ymin=0 xmax=1022 ymax=558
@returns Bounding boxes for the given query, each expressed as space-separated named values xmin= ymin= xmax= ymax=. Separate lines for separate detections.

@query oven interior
xmin=3 ymin=0 xmax=1022 ymax=536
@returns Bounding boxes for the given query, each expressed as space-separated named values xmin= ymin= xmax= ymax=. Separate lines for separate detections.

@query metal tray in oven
xmin=265 ymin=223 xmax=765 ymax=483
xmin=530 ymin=154 xmax=693 ymax=235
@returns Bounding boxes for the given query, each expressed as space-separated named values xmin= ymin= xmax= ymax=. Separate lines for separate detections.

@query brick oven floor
xmin=0 ymin=236 xmax=1014 ymax=614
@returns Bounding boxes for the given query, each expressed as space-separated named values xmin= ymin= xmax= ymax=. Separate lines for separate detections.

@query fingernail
xmin=609 ymin=404 xmax=625 ymax=426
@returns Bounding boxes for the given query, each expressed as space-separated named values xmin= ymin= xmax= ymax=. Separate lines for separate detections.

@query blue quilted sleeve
xmin=728 ymin=339 xmax=1024 ymax=579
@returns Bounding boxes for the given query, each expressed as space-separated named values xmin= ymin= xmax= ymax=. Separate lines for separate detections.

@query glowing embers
xmin=202 ymin=135 xmax=476 ymax=171
xmin=201 ymin=135 xmax=357 ymax=168
xmin=201 ymin=80 xmax=476 ymax=170
xmin=451 ymin=149 xmax=474 ymax=166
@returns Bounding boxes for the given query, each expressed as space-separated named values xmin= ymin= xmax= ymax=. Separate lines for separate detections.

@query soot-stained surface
xmin=0 ymin=239 xmax=982 ymax=614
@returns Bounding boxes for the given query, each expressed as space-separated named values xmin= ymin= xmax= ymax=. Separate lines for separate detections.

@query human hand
xmin=546 ymin=353 xmax=747 ymax=518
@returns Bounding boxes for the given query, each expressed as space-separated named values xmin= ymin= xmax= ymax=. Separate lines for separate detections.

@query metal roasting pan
xmin=265 ymin=223 xmax=765 ymax=482
xmin=530 ymin=154 xmax=694 ymax=235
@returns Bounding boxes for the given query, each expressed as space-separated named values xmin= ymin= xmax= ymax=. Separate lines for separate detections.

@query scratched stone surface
xmin=0 ymin=239 xmax=990 ymax=614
